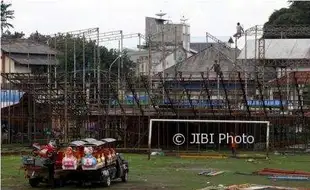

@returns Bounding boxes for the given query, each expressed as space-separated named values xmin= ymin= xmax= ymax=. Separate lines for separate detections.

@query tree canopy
xmin=1 ymin=0 xmax=14 ymax=35
xmin=2 ymin=30 xmax=24 ymax=38
xmin=47 ymin=33 xmax=135 ymax=78
xmin=263 ymin=1 xmax=310 ymax=38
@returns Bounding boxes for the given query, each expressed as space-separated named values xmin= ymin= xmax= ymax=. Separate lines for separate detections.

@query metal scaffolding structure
xmin=1 ymin=25 xmax=310 ymax=152
xmin=240 ymin=25 xmax=310 ymax=150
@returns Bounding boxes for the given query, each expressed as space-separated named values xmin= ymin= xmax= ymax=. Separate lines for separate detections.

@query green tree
xmin=1 ymin=0 xmax=14 ymax=35
xmin=2 ymin=30 xmax=24 ymax=39
xmin=29 ymin=32 xmax=134 ymax=78
xmin=263 ymin=1 xmax=310 ymax=38
xmin=29 ymin=30 xmax=50 ymax=43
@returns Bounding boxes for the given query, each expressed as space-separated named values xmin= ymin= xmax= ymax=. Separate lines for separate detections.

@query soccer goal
xmin=147 ymin=119 xmax=270 ymax=160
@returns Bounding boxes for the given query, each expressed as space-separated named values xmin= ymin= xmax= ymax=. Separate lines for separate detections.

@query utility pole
xmin=64 ymin=36 xmax=68 ymax=143
xmin=96 ymin=27 xmax=100 ymax=105
xmin=82 ymin=34 xmax=86 ymax=94
xmin=148 ymin=35 xmax=152 ymax=95
xmin=118 ymin=40 xmax=121 ymax=98
xmin=161 ymin=24 xmax=166 ymax=104
xmin=120 ymin=30 xmax=124 ymax=102
xmin=73 ymin=38 xmax=77 ymax=104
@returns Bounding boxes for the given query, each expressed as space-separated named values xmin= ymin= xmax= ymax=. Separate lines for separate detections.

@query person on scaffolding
xmin=230 ymin=132 xmax=237 ymax=157
xmin=233 ymin=22 xmax=244 ymax=39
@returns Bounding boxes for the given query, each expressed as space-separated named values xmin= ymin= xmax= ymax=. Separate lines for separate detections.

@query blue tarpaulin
xmin=165 ymin=82 xmax=242 ymax=90
xmin=247 ymin=100 xmax=287 ymax=107
xmin=0 ymin=90 xmax=24 ymax=108
xmin=111 ymin=94 xmax=149 ymax=105
xmin=164 ymin=99 xmax=225 ymax=107
xmin=112 ymin=96 xmax=287 ymax=108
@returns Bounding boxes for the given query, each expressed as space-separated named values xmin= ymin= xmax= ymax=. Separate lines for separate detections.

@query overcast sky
xmin=7 ymin=0 xmax=289 ymax=48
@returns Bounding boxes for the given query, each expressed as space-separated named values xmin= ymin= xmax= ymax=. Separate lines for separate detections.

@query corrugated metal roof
xmin=238 ymin=39 xmax=310 ymax=60
xmin=1 ymin=39 xmax=58 ymax=55
xmin=8 ymin=54 xmax=58 ymax=65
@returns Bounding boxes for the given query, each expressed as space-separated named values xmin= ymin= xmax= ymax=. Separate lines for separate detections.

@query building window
xmin=141 ymin=63 xmax=144 ymax=73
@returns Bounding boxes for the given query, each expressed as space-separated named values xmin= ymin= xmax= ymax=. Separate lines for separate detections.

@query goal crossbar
xmin=148 ymin=119 xmax=270 ymax=159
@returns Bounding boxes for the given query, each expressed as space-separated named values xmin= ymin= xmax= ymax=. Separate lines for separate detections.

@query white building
xmin=127 ymin=46 xmax=192 ymax=76
xmin=145 ymin=16 xmax=191 ymax=52
xmin=127 ymin=16 xmax=196 ymax=76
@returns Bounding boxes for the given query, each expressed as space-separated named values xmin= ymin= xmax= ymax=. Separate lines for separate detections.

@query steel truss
xmin=2 ymin=25 xmax=310 ymax=150
xmin=240 ymin=24 xmax=310 ymax=149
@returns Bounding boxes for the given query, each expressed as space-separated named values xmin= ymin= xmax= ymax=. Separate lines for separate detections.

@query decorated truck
xmin=22 ymin=138 xmax=128 ymax=188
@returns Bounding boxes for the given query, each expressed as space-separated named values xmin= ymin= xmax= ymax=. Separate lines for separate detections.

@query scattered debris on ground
xmin=197 ymin=184 xmax=307 ymax=190
xmin=150 ymin=149 xmax=165 ymax=156
xmin=226 ymin=183 xmax=252 ymax=189
xmin=245 ymin=158 xmax=258 ymax=164
xmin=255 ymin=168 xmax=310 ymax=177
xmin=198 ymin=169 xmax=224 ymax=176
xmin=197 ymin=184 xmax=226 ymax=190
xmin=227 ymin=184 xmax=306 ymax=190
xmin=268 ymin=176 xmax=309 ymax=181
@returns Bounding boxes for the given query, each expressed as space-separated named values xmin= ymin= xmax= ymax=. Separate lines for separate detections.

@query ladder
xmin=206 ymin=32 xmax=232 ymax=50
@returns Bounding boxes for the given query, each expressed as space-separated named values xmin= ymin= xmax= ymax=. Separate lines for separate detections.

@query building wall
xmin=153 ymin=52 xmax=175 ymax=73
xmin=135 ymin=17 xmax=193 ymax=76
xmin=0 ymin=54 xmax=31 ymax=85
xmin=128 ymin=46 xmax=194 ymax=76
xmin=145 ymin=17 xmax=190 ymax=51
xmin=127 ymin=50 xmax=162 ymax=75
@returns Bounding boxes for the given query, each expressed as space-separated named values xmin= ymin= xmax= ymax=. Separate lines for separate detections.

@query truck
xmin=22 ymin=138 xmax=129 ymax=188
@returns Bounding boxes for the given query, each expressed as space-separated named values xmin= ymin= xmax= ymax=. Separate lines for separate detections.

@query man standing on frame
xmin=233 ymin=22 xmax=244 ymax=39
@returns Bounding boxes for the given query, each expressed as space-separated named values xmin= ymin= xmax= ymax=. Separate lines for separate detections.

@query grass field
xmin=1 ymin=153 xmax=310 ymax=190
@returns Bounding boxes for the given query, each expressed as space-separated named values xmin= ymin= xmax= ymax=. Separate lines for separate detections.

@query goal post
xmin=148 ymin=119 xmax=270 ymax=160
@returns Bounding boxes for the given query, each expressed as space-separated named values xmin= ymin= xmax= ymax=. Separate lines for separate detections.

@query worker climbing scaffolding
xmin=233 ymin=22 xmax=244 ymax=39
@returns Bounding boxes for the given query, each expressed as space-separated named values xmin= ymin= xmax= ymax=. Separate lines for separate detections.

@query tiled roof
xmin=164 ymin=44 xmax=245 ymax=78
xmin=190 ymin=43 xmax=209 ymax=53
xmin=8 ymin=53 xmax=58 ymax=66
xmin=268 ymin=71 xmax=310 ymax=86
xmin=1 ymin=39 xmax=58 ymax=55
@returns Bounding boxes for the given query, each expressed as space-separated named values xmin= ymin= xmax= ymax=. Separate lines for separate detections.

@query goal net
xmin=147 ymin=119 xmax=270 ymax=158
